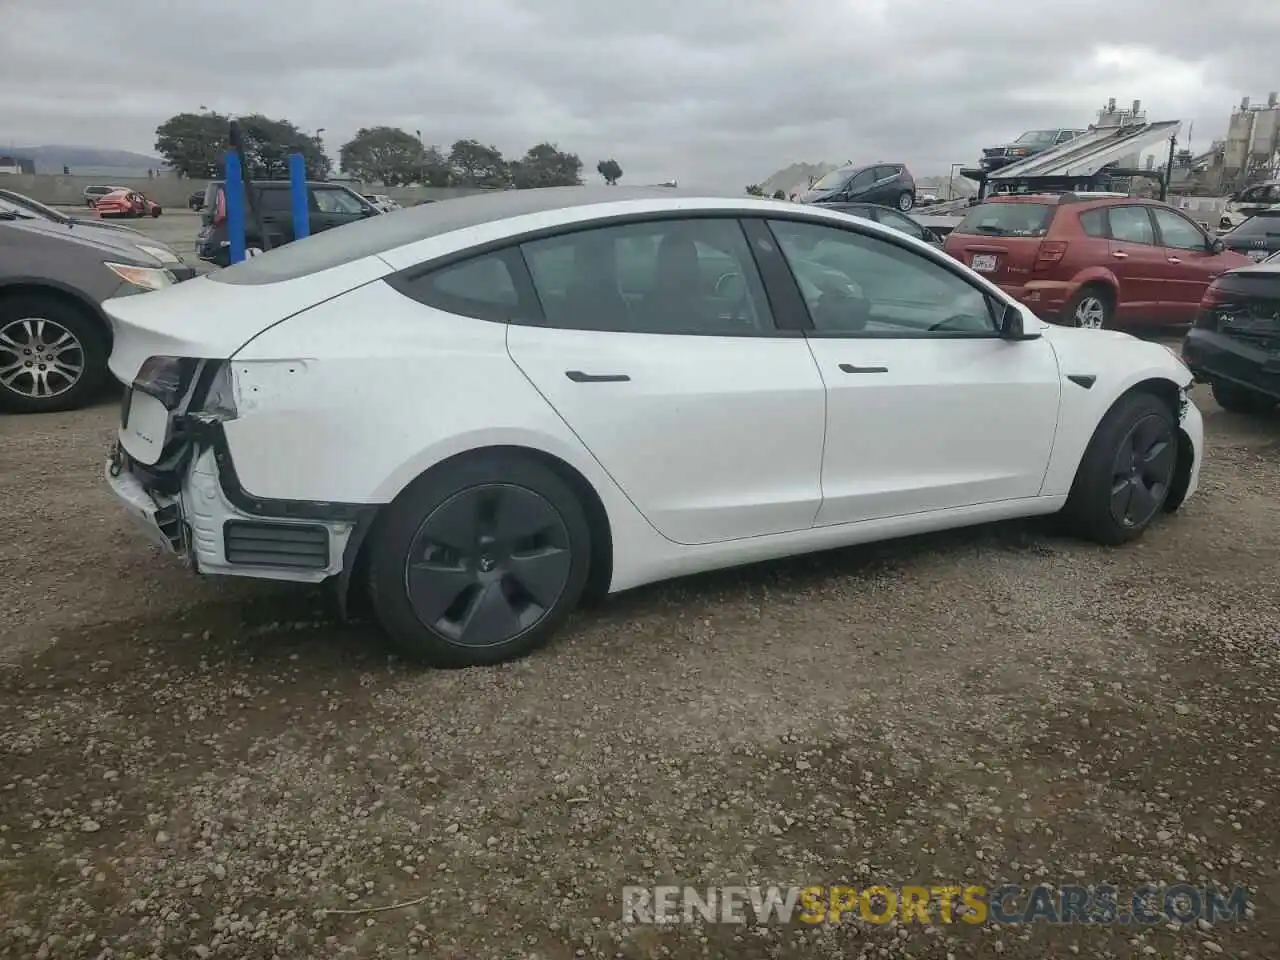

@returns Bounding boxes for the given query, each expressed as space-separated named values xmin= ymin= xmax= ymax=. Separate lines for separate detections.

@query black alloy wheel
xmin=1108 ymin=412 xmax=1176 ymax=529
xmin=404 ymin=483 xmax=572 ymax=648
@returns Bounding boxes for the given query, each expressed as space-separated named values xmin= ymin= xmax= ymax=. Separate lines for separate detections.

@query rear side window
xmin=1079 ymin=209 xmax=1108 ymax=238
xmin=254 ymin=188 xmax=293 ymax=213
xmin=314 ymin=188 xmax=367 ymax=215
xmin=397 ymin=251 xmax=522 ymax=322
xmin=954 ymin=202 xmax=1054 ymax=238
xmin=873 ymin=165 xmax=900 ymax=181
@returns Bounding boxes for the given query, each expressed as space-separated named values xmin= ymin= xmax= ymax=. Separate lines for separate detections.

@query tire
xmin=1062 ymin=284 xmax=1113 ymax=330
xmin=1060 ymin=391 xmax=1178 ymax=545
xmin=897 ymin=191 xmax=915 ymax=212
xmin=1211 ymin=380 xmax=1278 ymax=415
xmin=0 ymin=293 xmax=109 ymax=414
xmin=366 ymin=452 xmax=592 ymax=668
xmin=151 ymin=206 xmax=162 ymax=218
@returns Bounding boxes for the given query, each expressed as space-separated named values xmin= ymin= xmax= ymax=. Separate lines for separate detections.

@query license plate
xmin=1249 ymin=249 xmax=1271 ymax=262
xmin=971 ymin=254 xmax=998 ymax=272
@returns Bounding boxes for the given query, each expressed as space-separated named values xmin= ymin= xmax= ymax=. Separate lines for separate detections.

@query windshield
xmin=809 ymin=167 xmax=854 ymax=192
xmin=954 ymin=201 xmax=1055 ymax=238
xmin=1014 ymin=130 xmax=1058 ymax=145
xmin=0 ymin=191 xmax=63 ymax=222
xmin=1226 ymin=214 xmax=1280 ymax=239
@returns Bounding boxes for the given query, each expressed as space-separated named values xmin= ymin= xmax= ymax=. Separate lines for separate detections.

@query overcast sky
xmin=2 ymin=0 xmax=1276 ymax=187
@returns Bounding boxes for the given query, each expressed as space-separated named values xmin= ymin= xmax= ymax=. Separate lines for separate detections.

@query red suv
xmin=943 ymin=194 xmax=1251 ymax=329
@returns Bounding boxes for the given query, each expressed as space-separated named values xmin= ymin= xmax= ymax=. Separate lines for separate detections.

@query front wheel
xmin=367 ymin=453 xmax=592 ymax=667
xmin=0 ymin=294 xmax=108 ymax=413
xmin=1211 ymin=380 xmax=1278 ymax=415
xmin=1061 ymin=392 xmax=1178 ymax=545
xmin=151 ymin=206 xmax=162 ymax=218
xmin=897 ymin=191 xmax=915 ymax=212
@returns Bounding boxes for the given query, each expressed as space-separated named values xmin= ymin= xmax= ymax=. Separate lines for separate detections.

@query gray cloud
xmin=1 ymin=0 xmax=1276 ymax=187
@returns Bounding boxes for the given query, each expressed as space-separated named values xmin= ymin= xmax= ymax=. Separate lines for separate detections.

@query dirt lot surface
xmin=1 ymin=389 xmax=1278 ymax=959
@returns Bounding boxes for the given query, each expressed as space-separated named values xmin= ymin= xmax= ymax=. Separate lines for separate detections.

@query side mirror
xmin=1209 ymin=237 xmax=1225 ymax=254
xmin=999 ymin=303 xmax=1040 ymax=340
xmin=924 ymin=229 xmax=941 ymax=244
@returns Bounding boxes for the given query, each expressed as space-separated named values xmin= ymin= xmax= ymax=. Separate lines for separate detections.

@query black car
xmin=188 ymin=190 xmax=205 ymax=211
xmin=1220 ymin=210 xmax=1280 ymax=264
xmin=1181 ymin=258 xmax=1280 ymax=415
xmin=797 ymin=163 xmax=917 ymax=211
xmin=196 ymin=180 xmax=379 ymax=266
xmin=817 ymin=202 xmax=942 ymax=246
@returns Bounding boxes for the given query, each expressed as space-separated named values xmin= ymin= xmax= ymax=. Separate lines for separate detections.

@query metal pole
xmin=289 ymin=152 xmax=309 ymax=240
xmin=224 ymin=149 xmax=246 ymax=264
xmin=1161 ymin=133 xmax=1176 ymax=202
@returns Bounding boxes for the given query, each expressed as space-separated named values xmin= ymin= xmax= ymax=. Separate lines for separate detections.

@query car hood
xmin=67 ymin=216 xmax=148 ymax=237
xmin=2 ymin=215 xmax=165 ymax=261
xmin=798 ymin=188 xmax=841 ymax=203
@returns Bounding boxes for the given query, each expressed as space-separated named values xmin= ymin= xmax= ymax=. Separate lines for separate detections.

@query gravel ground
xmin=1 ymin=388 xmax=1277 ymax=959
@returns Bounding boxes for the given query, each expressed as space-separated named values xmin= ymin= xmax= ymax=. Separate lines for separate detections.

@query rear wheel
xmin=1063 ymin=284 xmax=1113 ymax=330
xmin=0 ymin=294 xmax=108 ymax=414
xmin=367 ymin=453 xmax=592 ymax=668
xmin=1061 ymin=392 xmax=1178 ymax=545
xmin=1211 ymin=380 xmax=1278 ymax=414
xmin=897 ymin=191 xmax=915 ymax=212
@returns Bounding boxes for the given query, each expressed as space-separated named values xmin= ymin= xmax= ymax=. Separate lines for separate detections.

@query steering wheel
xmin=714 ymin=271 xmax=751 ymax=323
xmin=927 ymin=314 xmax=978 ymax=332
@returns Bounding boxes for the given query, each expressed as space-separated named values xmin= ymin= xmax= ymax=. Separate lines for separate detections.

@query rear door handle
xmin=565 ymin=370 xmax=630 ymax=383
xmin=1112 ymin=251 xmax=1128 ymax=259
xmin=1167 ymin=257 xmax=1182 ymax=264
xmin=839 ymin=363 xmax=889 ymax=374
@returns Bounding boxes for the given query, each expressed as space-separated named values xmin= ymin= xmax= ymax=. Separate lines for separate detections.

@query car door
xmin=1104 ymin=205 xmax=1165 ymax=323
xmin=861 ymin=166 xmax=900 ymax=205
xmin=840 ymin=168 xmax=878 ymax=202
xmin=505 ymin=216 xmax=827 ymax=545
xmin=312 ymin=186 xmax=375 ymax=233
xmin=762 ymin=216 xmax=1061 ymax=524
xmin=1149 ymin=206 xmax=1229 ymax=324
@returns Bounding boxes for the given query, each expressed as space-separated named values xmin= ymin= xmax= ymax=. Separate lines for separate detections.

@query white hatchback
xmin=103 ymin=187 xmax=1204 ymax=667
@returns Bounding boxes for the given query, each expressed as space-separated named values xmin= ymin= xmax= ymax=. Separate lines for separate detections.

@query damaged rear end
xmin=103 ymin=263 xmax=386 ymax=584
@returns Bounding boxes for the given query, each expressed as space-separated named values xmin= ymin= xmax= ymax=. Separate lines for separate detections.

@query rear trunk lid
xmin=943 ymin=200 xmax=1058 ymax=285
xmin=1203 ymin=264 xmax=1280 ymax=352
xmin=103 ymin=256 xmax=391 ymax=384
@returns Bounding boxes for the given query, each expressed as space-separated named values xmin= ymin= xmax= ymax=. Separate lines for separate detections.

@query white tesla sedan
xmin=103 ymin=187 xmax=1204 ymax=667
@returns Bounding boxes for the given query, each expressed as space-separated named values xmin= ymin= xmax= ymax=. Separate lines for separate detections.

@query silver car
xmin=0 ymin=193 xmax=195 ymax=413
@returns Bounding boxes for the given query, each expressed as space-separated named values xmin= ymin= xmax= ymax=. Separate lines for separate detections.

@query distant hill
xmin=11 ymin=144 xmax=165 ymax=175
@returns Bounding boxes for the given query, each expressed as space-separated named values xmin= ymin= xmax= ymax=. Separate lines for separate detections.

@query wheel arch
xmin=338 ymin=443 xmax=615 ymax=619
xmin=0 ymin=279 xmax=113 ymax=351
xmin=1068 ymin=376 xmax=1194 ymax=512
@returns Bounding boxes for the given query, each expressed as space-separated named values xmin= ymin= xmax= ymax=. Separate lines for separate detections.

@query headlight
xmin=105 ymin=261 xmax=174 ymax=291
xmin=134 ymin=243 xmax=181 ymax=265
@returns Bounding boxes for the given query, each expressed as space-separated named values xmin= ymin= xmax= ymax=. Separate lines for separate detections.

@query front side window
xmin=767 ymin=219 xmax=997 ymax=337
xmin=1015 ymin=130 xmax=1057 ymax=145
xmin=520 ymin=218 xmax=774 ymax=335
xmin=845 ymin=169 xmax=876 ymax=193
xmin=1107 ymin=206 xmax=1156 ymax=245
xmin=1151 ymin=207 xmax=1206 ymax=251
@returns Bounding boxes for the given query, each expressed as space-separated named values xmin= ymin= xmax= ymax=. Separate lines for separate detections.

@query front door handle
xmin=1112 ymin=251 xmax=1128 ymax=259
xmin=565 ymin=370 xmax=630 ymax=383
xmin=839 ymin=363 xmax=889 ymax=374
xmin=1167 ymin=257 xmax=1182 ymax=264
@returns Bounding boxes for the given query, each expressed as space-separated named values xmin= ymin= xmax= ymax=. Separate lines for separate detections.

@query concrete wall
xmin=0 ymin=173 xmax=494 ymax=208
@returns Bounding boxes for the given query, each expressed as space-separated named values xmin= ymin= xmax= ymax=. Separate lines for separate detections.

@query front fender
xmin=1040 ymin=329 xmax=1193 ymax=497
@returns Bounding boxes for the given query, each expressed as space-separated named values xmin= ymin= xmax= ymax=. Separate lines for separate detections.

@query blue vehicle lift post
xmin=224 ymin=149 xmax=246 ymax=265
xmin=289 ymin=152 xmax=309 ymax=241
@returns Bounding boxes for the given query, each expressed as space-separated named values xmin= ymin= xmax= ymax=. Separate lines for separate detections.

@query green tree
xmin=596 ymin=158 xmax=623 ymax=185
xmin=339 ymin=126 xmax=424 ymax=186
xmin=745 ymin=184 xmax=765 ymax=196
xmin=154 ymin=111 xmax=229 ymax=179
xmin=418 ymin=145 xmax=453 ymax=187
xmin=237 ymin=114 xmax=330 ymax=180
xmin=448 ymin=139 xmax=507 ymax=187
xmin=510 ymin=143 xmax=583 ymax=189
